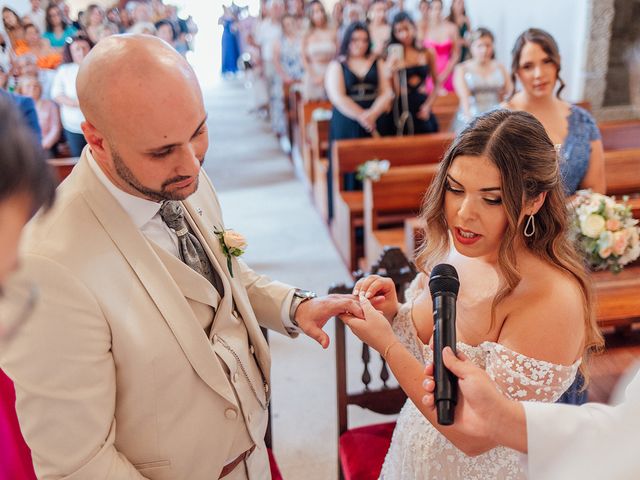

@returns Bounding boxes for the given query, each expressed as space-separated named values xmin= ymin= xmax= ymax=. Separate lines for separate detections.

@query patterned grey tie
xmin=159 ymin=201 xmax=225 ymax=297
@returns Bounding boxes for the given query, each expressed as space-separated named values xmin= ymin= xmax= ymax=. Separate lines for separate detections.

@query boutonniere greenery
xmin=213 ymin=227 xmax=247 ymax=277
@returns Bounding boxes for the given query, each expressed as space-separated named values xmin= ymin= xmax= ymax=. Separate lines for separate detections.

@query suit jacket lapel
xmin=76 ymin=155 xmax=237 ymax=406
xmin=149 ymin=240 xmax=221 ymax=310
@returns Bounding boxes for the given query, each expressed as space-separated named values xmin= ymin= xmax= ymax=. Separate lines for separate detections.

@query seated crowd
xmin=224 ymin=0 xmax=604 ymax=200
xmin=1 ymin=0 xmax=197 ymax=158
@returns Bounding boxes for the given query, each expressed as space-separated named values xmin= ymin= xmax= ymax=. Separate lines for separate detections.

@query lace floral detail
xmin=380 ymin=280 xmax=581 ymax=479
xmin=483 ymin=342 xmax=580 ymax=402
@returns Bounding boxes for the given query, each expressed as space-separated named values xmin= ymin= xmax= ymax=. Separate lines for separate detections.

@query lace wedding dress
xmin=380 ymin=280 xmax=581 ymax=479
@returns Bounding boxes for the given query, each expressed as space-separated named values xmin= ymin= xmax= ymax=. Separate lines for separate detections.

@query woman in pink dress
xmin=421 ymin=0 xmax=460 ymax=95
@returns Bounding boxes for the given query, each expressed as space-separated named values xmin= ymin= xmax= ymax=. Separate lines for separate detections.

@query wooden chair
xmin=330 ymin=247 xmax=417 ymax=480
xmin=330 ymin=133 xmax=455 ymax=272
xmin=363 ymin=164 xmax=438 ymax=268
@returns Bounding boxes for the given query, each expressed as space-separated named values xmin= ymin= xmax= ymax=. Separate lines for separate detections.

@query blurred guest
xmin=51 ymin=35 xmax=92 ymax=157
xmin=0 ymin=88 xmax=41 ymax=142
xmin=23 ymin=0 xmax=46 ymax=34
xmin=128 ymin=22 xmax=157 ymax=36
xmin=129 ymin=1 xmax=154 ymax=25
xmin=452 ymin=28 xmax=510 ymax=133
xmin=386 ymin=0 xmax=404 ymax=23
xmin=0 ymin=65 xmax=8 ymax=90
xmin=82 ymin=4 xmax=105 ymax=44
xmin=271 ymin=13 xmax=304 ymax=146
xmin=43 ymin=4 xmax=78 ymax=50
xmin=325 ymin=22 xmax=393 ymax=218
xmin=220 ymin=5 xmax=241 ymax=76
xmin=16 ymin=76 xmax=61 ymax=155
xmin=0 ymin=31 xmax=13 ymax=76
xmin=422 ymin=0 xmax=460 ymax=94
xmin=0 ymin=95 xmax=56 ymax=480
xmin=340 ymin=2 xmax=365 ymax=42
xmin=106 ymin=7 xmax=124 ymax=32
xmin=505 ymin=28 xmax=605 ymax=195
xmin=416 ymin=0 xmax=429 ymax=43
xmin=155 ymin=19 xmax=177 ymax=48
xmin=287 ymin=0 xmax=305 ymax=21
xmin=165 ymin=4 xmax=190 ymax=55
xmin=95 ymin=23 xmax=119 ymax=42
xmin=385 ymin=11 xmax=439 ymax=135
xmin=331 ymin=2 xmax=344 ymax=35
xmin=302 ymin=0 xmax=336 ymax=101
xmin=14 ymin=24 xmax=62 ymax=70
xmin=2 ymin=7 xmax=26 ymax=50
xmin=447 ymin=0 xmax=471 ymax=62
xmin=368 ymin=0 xmax=391 ymax=57
xmin=13 ymin=54 xmax=55 ymax=100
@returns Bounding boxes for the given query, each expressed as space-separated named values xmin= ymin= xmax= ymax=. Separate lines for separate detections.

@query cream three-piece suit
xmin=1 ymin=149 xmax=297 ymax=479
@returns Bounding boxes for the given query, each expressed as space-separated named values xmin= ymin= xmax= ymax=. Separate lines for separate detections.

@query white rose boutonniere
xmin=213 ymin=227 xmax=247 ymax=277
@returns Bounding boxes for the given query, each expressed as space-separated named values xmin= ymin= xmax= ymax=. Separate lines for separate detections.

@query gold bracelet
xmin=383 ymin=340 xmax=401 ymax=361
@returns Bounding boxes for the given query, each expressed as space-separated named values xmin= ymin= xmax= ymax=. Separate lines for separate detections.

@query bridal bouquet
xmin=571 ymin=190 xmax=640 ymax=273
xmin=356 ymin=159 xmax=390 ymax=182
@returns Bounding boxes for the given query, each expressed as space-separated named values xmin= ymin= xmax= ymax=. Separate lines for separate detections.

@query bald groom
xmin=1 ymin=35 xmax=361 ymax=479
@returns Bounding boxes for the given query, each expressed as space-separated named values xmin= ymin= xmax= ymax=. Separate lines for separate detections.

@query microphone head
xmin=429 ymin=263 xmax=460 ymax=296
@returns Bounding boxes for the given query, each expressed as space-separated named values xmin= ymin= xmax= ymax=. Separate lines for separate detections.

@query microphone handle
xmin=433 ymin=292 xmax=458 ymax=425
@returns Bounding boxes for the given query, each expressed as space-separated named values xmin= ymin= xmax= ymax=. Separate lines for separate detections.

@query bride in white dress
xmin=342 ymin=109 xmax=604 ymax=479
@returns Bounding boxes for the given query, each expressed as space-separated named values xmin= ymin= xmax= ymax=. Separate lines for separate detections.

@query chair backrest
xmin=331 ymin=247 xmax=418 ymax=436
xmin=332 ymin=132 xmax=455 ymax=192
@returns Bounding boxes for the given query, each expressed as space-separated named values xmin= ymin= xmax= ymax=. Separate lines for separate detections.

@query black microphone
xmin=429 ymin=263 xmax=460 ymax=425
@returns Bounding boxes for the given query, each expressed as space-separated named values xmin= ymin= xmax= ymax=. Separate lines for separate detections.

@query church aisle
xmin=204 ymin=78 xmax=388 ymax=479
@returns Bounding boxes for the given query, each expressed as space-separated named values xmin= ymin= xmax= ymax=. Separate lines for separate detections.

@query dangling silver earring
xmin=524 ymin=215 xmax=536 ymax=238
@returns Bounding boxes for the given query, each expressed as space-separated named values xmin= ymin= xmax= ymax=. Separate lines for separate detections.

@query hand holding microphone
xmin=429 ymin=263 xmax=460 ymax=425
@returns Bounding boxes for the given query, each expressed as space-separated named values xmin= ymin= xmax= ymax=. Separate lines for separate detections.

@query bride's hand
xmin=352 ymin=275 xmax=399 ymax=322
xmin=341 ymin=293 xmax=397 ymax=354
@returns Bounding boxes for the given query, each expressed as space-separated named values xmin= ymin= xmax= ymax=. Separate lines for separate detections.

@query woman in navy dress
xmin=385 ymin=12 xmax=440 ymax=136
xmin=325 ymin=22 xmax=394 ymax=219
xmin=220 ymin=6 xmax=240 ymax=75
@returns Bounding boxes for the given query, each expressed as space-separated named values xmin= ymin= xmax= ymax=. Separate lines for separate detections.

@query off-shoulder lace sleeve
xmin=481 ymin=342 xmax=581 ymax=402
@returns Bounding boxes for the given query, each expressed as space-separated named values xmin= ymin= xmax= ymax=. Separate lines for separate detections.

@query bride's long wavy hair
xmin=415 ymin=109 xmax=603 ymax=375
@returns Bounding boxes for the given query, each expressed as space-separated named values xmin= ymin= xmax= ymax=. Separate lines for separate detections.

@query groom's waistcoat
xmin=150 ymin=238 xmax=270 ymax=478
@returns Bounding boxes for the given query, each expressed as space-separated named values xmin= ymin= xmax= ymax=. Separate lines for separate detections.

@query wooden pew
xmin=47 ymin=157 xmax=79 ymax=184
xmin=604 ymin=148 xmax=640 ymax=219
xmin=309 ymin=117 xmax=331 ymax=222
xmin=296 ymin=100 xmax=332 ymax=185
xmin=363 ymin=164 xmax=438 ymax=267
xmin=599 ymin=120 xmax=640 ymax=151
xmin=331 ymin=132 xmax=455 ymax=272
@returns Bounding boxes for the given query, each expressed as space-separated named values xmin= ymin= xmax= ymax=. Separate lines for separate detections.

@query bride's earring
xmin=524 ymin=214 xmax=536 ymax=238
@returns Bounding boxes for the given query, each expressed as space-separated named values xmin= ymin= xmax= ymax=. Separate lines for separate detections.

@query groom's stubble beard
xmin=110 ymin=144 xmax=202 ymax=202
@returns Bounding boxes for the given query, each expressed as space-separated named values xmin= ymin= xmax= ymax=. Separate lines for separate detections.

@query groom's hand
xmin=294 ymin=294 xmax=364 ymax=349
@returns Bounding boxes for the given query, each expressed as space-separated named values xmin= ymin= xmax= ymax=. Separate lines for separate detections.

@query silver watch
xmin=289 ymin=289 xmax=317 ymax=326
